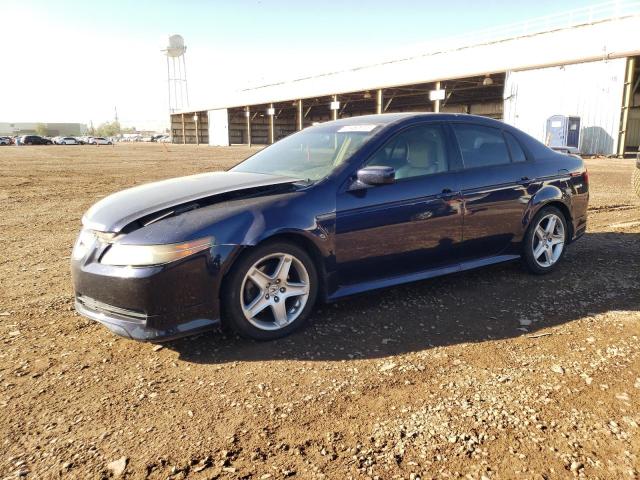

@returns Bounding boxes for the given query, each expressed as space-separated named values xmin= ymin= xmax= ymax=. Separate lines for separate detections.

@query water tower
xmin=163 ymin=34 xmax=189 ymax=113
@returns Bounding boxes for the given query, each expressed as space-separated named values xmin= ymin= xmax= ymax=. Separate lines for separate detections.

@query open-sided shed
xmin=171 ymin=2 xmax=640 ymax=156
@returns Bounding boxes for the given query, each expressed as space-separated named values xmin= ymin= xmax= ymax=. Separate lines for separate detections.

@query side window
xmin=452 ymin=124 xmax=511 ymax=169
xmin=366 ymin=124 xmax=449 ymax=180
xmin=504 ymin=131 xmax=527 ymax=163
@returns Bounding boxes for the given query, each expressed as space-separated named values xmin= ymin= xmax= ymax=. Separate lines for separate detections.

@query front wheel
xmin=523 ymin=206 xmax=568 ymax=274
xmin=222 ymin=241 xmax=318 ymax=340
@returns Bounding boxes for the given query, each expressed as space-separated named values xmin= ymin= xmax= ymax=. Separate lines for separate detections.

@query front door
xmin=335 ymin=123 xmax=463 ymax=287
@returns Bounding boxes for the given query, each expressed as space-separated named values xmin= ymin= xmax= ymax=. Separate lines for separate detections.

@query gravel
xmin=0 ymin=145 xmax=638 ymax=478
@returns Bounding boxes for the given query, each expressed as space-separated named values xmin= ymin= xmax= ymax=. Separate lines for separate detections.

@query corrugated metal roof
xmin=180 ymin=1 xmax=640 ymax=113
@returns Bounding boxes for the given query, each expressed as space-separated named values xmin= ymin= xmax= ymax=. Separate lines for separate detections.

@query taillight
xmin=570 ymin=168 xmax=588 ymax=186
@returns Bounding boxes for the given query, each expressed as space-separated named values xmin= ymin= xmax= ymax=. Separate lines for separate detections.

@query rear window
xmin=453 ymin=124 xmax=511 ymax=168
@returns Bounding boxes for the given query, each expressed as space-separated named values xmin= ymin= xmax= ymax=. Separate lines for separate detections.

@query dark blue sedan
xmin=71 ymin=113 xmax=589 ymax=341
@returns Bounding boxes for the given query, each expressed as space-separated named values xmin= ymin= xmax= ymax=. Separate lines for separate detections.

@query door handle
xmin=436 ymin=188 xmax=458 ymax=200
xmin=517 ymin=176 xmax=536 ymax=186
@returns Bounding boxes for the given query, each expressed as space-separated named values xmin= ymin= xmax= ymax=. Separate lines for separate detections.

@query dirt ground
xmin=0 ymin=143 xmax=639 ymax=480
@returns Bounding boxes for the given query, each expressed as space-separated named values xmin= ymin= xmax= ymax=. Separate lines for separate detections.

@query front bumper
xmin=75 ymin=295 xmax=220 ymax=341
xmin=71 ymin=244 xmax=239 ymax=342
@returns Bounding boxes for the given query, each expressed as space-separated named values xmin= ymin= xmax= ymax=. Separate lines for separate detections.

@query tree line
xmin=34 ymin=121 xmax=138 ymax=138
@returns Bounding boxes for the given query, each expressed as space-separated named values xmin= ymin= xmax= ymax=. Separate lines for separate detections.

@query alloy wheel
xmin=532 ymin=213 xmax=565 ymax=268
xmin=240 ymin=252 xmax=311 ymax=331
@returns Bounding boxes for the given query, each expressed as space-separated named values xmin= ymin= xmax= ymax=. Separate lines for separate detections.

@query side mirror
xmin=354 ymin=166 xmax=395 ymax=187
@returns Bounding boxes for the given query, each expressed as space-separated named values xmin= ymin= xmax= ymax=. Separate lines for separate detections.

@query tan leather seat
xmin=396 ymin=138 xmax=440 ymax=179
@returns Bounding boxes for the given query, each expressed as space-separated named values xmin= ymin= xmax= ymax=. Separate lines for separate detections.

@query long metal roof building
xmin=171 ymin=1 xmax=640 ymax=156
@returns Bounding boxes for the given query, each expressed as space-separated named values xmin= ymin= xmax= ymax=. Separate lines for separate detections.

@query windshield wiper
xmin=293 ymin=178 xmax=314 ymax=187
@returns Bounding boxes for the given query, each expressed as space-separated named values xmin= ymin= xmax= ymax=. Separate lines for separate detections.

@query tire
xmin=522 ymin=206 xmax=568 ymax=275
xmin=222 ymin=241 xmax=318 ymax=340
xmin=633 ymin=168 xmax=640 ymax=199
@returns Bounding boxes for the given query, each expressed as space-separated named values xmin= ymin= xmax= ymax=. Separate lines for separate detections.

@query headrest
xmin=477 ymin=142 xmax=506 ymax=164
xmin=407 ymin=138 xmax=436 ymax=167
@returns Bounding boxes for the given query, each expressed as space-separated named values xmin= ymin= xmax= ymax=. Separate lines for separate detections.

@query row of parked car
xmin=120 ymin=134 xmax=172 ymax=142
xmin=0 ymin=135 xmax=113 ymax=146
xmin=0 ymin=133 xmax=173 ymax=145
xmin=54 ymin=136 xmax=113 ymax=145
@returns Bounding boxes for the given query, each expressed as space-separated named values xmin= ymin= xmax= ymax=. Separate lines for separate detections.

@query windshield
xmin=231 ymin=123 xmax=381 ymax=181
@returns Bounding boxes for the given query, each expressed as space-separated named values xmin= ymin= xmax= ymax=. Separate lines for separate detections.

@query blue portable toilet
xmin=545 ymin=115 xmax=581 ymax=153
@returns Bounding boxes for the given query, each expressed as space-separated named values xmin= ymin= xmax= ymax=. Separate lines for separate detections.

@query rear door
xmin=335 ymin=122 xmax=464 ymax=286
xmin=451 ymin=122 xmax=535 ymax=261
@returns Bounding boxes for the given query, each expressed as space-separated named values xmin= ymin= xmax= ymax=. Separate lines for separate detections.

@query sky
xmin=0 ymin=0 xmax=602 ymax=131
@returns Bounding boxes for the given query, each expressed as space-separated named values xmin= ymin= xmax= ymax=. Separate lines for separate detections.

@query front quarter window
xmin=231 ymin=124 xmax=380 ymax=181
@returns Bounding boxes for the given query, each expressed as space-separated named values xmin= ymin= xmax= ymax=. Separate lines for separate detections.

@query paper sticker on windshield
xmin=338 ymin=125 xmax=379 ymax=133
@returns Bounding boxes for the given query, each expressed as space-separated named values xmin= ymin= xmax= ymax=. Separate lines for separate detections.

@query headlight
xmin=72 ymin=229 xmax=96 ymax=261
xmin=100 ymin=237 xmax=213 ymax=267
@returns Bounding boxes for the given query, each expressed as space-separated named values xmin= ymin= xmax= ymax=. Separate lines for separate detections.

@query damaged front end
xmin=70 ymin=171 xmax=303 ymax=341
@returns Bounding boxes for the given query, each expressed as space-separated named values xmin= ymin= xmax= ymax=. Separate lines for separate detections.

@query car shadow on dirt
xmin=166 ymin=231 xmax=640 ymax=364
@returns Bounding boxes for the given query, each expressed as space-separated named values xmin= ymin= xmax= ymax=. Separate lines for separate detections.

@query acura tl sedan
xmin=71 ymin=113 xmax=589 ymax=342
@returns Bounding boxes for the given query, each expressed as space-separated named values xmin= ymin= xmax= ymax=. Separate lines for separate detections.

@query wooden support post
xmin=194 ymin=114 xmax=199 ymax=146
xmin=434 ymin=81 xmax=441 ymax=113
xmin=268 ymin=103 xmax=274 ymax=144
xmin=376 ymin=89 xmax=383 ymax=114
xmin=297 ymin=100 xmax=303 ymax=131
xmin=618 ymin=57 xmax=635 ymax=157
xmin=245 ymin=107 xmax=252 ymax=147
xmin=181 ymin=113 xmax=185 ymax=144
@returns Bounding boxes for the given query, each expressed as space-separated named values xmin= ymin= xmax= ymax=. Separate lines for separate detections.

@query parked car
xmin=157 ymin=135 xmax=172 ymax=143
xmin=58 ymin=137 xmax=79 ymax=145
xmin=0 ymin=136 xmax=12 ymax=145
xmin=633 ymin=147 xmax=640 ymax=198
xmin=71 ymin=113 xmax=589 ymax=342
xmin=20 ymin=135 xmax=53 ymax=145
xmin=89 ymin=137 xmax=112 ymax=145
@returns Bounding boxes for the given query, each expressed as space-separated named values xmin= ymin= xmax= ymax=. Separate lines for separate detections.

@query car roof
xmin=328 ymin=112 xmax=506 ymax=128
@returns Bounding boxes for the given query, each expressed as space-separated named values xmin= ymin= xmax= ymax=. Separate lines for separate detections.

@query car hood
xmin=82 ymin=171 xmax=300 ymax=233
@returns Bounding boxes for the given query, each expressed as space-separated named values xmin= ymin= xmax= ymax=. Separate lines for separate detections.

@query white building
xmin=171 ymin=1 xmax=640 ymax=156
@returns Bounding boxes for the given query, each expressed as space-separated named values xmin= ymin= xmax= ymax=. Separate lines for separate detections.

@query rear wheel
xmin=222 ymin=241 xmax=318 ymax=340
xmin=523 ymin=206 xmax=568 ymax=274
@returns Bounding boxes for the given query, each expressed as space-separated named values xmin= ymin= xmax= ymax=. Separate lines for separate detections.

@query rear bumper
xmin=72 ymin=244 xmax=239 ymax=342
xmin=571 ymin=214 xmax=587 ymax=242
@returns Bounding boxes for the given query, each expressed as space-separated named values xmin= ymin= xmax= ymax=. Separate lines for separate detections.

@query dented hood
xmin=82 ymin=171 xmax=298 ymax=233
